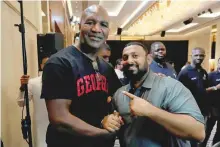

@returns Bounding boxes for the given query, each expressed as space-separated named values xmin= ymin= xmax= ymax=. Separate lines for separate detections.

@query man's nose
xmin=91 ymin=23 xmax=101 ymax=33
xmin=127 ymin=56 xmax=135 ymax=64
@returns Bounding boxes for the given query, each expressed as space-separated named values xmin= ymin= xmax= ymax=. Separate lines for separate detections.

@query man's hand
xmin=101 ymin=111 xmax=123 ymax=132
xmin=20 ymin=75 xmax=30 ymax=85
xmin=123 ymin=91 xmax=154 ymax=117
xmin=216 ymin=83 xmax=220 ymax=90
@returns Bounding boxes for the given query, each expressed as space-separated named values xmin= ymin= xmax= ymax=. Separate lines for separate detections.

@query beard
xmin=123 ymin=64 xmax=146 ymax=81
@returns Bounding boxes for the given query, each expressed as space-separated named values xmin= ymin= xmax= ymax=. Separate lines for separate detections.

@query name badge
xmin=191 ymin=77 xmax=197 ymax=80
xmin=216 ymin=79 xmax=220 ymax=82
xmin=203 ymin=74 xmax=207 ymax=80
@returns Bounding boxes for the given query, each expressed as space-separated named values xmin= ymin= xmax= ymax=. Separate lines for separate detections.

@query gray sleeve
xmin=163 ymin=80 xmax=205 ymax=124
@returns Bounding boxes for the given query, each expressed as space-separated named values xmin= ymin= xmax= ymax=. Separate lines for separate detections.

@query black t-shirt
xmin=208 ymin=71 xmax=220 ymax=108
xmin=41 ymin=46 xmax=121 ymax=147
xmin=177 ymin=65 xmax=208 ymax=114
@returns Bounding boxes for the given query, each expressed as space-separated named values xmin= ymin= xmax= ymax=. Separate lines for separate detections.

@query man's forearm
xmin=145 ymin=105 xmax=205 ymax=142
xmin=206 ymin=86 xmax=218 ymax=93
xmin=51 ymin=113 xmax=109 ymax=137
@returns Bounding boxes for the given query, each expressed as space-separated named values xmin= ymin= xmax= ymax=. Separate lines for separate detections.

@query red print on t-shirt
xmin=77 ymin=73 xmax=108 ymax=97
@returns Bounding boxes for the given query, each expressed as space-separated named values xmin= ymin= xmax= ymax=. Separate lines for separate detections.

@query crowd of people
xmin=17 ymin=5 xmax=219 ymax=147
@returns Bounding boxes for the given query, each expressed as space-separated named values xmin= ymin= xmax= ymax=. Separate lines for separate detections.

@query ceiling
xmin=69 ymin=0 xmax=154 ymax=35
xmin=164 ymin=4 xmax=220 ymax=35
xmin=68 ymin=0 xmax=220 ymax=36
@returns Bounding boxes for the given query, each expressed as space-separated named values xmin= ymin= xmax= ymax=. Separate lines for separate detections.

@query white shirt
xmin=115 ymin=69 xmax=124 ymax=79
xmin=17 ymin=75 xmax=49 ymax=147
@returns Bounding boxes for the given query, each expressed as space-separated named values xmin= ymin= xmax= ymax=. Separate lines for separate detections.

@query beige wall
xmin=216 ymin=20 xmax=220 ymax=64
xmin=1 ymin=1 xmax=41 ymax=147
xmin=187 ymin=26 xmax=212 ymax=71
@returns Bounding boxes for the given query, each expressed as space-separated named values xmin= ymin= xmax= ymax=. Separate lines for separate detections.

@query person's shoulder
xmin=46 ymin=46 xmax=79 ymax=66
xmin=162 ymin=76 xmax=180 ymax=87
xmin=179 ymin=65 xmax=190 ymax=75
xmin=149 ymin=60 xmax=157 ymax=66
xmin=114 ymin=85 xmax=128 ymax=96
xmin=208 ymin=71 xmax=217 ymax=77
xmin=163 ymin=77 xmax=186 ymax=92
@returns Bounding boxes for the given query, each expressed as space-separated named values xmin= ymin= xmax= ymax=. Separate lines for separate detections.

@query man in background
xmin=98 ymin=43 xmax=111 ymax=63
xmin=150 ymin=42 xmax=177 ymax=79
xmin=178 ymin=47 xmax=208 ymax=147
xmin=17 ymin=55 xmax=49 ymax=147
xmin=115 ymin=58 xmax=128 ymax=85
xmin=203 ymin=57 xmax=220 ymax=146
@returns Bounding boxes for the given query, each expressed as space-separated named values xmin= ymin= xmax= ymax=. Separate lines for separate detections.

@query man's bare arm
xmin=46 ymin=99 xmax=109 ymax=137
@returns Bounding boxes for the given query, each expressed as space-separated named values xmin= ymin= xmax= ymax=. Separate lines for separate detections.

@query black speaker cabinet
xmin=117 ymin=28 xmax=122 ymax=35
xmin=37 ymin=33 xmax=64 ymax=70
xmin=161 ymin=31 xmax=166 ymax=37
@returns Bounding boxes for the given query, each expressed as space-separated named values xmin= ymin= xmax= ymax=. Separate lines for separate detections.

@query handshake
xmin=101 ymin=110 xmax=124 ymax=133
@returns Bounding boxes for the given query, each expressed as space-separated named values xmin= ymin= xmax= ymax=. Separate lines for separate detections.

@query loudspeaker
xmin=117 ymin=28 xmax=122 ymax=35
xmin=211 ymin=41 xmax=216 ymax=59
xmin=37 ymin=33 xmax=64 ymax=70
xmin=183 ymin=18 xmax=193 ymax=25
xmin=161 ymin=31 xmax=166 ymax=37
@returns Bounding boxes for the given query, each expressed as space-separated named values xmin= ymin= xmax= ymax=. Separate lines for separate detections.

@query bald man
xmin=150 ymin=42 xmax=177 ymax=79
xmin=41 ymin=5 xmax=122 ymax=147
xmin=178 ymin=47 xmax=208 ymax=147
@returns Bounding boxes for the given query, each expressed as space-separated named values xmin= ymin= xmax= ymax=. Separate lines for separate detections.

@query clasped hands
xmin=102 ymin=91 xmax=154 ymax=132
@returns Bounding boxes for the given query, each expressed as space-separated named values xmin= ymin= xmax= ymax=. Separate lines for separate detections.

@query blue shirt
xmin=150 ymin=60 xmax=177 ymax=79
xmin=208 ymin=70 xmax=220 ymax=108
xmin=177 ymin=65 xmax=208 ymax=114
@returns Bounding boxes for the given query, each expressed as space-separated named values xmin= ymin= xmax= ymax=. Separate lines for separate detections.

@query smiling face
xmin=122 ymin=44 xmax=148 ymax=79
xmin=79 ymin=5 xmax=109 ymax=51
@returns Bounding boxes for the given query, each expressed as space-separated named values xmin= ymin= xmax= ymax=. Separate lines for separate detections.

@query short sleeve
xmin=41 ymin=63 xmax=76 ymax=100
xmin=163 ymin=81 xmax=205 ymax=124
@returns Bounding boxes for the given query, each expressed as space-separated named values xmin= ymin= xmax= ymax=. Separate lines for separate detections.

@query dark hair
xmin=125 ymin=42 xmax=148 ymax=53
xmin=167 ymin=60 xmax=174 ymax=64
xmin=192 ymin=47 xmax=205 ymax=52
xmin=150 ymin=41 xmax=165 ymax=53
xmin=116 ymin=58 xmax=122 ymax=65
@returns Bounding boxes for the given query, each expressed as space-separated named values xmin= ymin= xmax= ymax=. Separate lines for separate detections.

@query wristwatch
xmin=212 ymin=86 xmax=217 ymax=91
